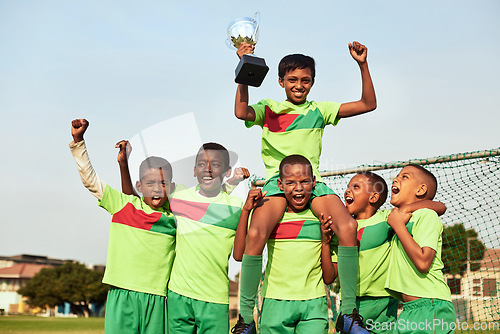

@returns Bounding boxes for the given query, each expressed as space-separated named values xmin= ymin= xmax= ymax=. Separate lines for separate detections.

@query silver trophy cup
xmin=227 ymin=12 xmax=269 ymax=87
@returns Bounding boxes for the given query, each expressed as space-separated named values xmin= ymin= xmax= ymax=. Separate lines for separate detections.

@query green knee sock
xmin=338 ymin=246 xmax=358 ymax=314
xmin=239 ymin=254 xmax=263 ymax=323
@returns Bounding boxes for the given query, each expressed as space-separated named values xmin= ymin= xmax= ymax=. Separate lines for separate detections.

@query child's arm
xmin=234 ymin=43 xmax=257 ymax=122
xmin=320 ymin=214 xmax=338 ymax=284
xmin=337 ymin=41 xmax=377 ymax=118
xmin=115 ymin=140 xmax=139 ymax=197
xmin=387 ymin=208 xmax=436 ymax=273
xmin=69 ymin=119 xmax=106 ymax=200
xmin=400 ymin=200 xmax=447 ymax=216
xmin=233 ymin=188 xmax=267 ymax=261
xmin=222 ymin=167 xmax=250 ymax=194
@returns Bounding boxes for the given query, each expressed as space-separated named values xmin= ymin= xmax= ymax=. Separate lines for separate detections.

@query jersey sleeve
xmin=69 ymin=140 xmax=106 ymax=200
xmin=245 ymin=99 xmax=267 ymax=128
xmin=317 ymin=101 xmax=342 ymax=126
xmin=412 ymin=209 xmax=442 ymax=251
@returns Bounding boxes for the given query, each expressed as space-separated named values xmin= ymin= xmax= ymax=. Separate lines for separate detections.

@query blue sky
xmin=1 ymin=0 xmax=499 ymax=278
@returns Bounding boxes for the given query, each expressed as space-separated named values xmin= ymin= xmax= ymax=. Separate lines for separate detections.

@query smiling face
xmin=277 ymin=163 xmax=315 ymax=213
xmin=136 ymin=168 xmax=172 ymax=210
xmin=279 ymin=67 xmax=314 ymax=105
xmin=344 ymin=174 xmax=376 ymax=219
xmin=390 ymin=166 xmax=427 ymax=207
xmin=194 ymin=149 xmax=231 ymax=197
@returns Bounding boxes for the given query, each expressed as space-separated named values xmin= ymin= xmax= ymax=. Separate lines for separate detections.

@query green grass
xmin=3 ymin=316 xmax=499 ymax=333
xmin=0 ymin=316 xmax=104 ymax=334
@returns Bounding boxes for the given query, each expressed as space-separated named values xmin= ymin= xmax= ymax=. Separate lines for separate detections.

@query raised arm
xmin=234 ymin=43 xmax=256 ymax=122
xmin=233 ymin=188 xmax=266 ymax=261
xmin=387 ymin=208 xmax=436 ymax=273
xmin=337 ymin=41 xmax=377 ymax=118
xmin=115 ymin=140 xmax=139 ymax=197
xmin=320 ymin=214 xmax=338 ymax=284
xmin=69 ymin=119 xmax=106 ymax=200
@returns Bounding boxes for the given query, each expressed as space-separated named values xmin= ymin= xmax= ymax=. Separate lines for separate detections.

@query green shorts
xmin=104 ymin=287 xmax=167 ymax=334
xmin=260 ymin=297 xmax=329 ymax=334
xmin=262 ymin=174 xmax=337 ymax=199
xmin=167 ymin=289 xmax=229 ymax=334
xmin=356 ymin=296 xmax=398 ymax=334
xmin=393 ymin=298 xmax=456 ymax=334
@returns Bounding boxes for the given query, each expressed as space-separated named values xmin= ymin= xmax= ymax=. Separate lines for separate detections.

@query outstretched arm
xmin=400 ymin=200 xmax=447 ymax=216
xmin=320 ymin=214 xmax=338 ymax=284
xmin=69 ymin=119 xmax=106 ymax=200
xmin=338 ymin=41 xmax=377 ymax=118
xmin=233 ymin=188 xmax=267 ymax=261
xmin=387 ymin=208 xmax=436 ymax=273
xmin=115 ymin=140 xmax=139 ymax=197
xmin=234 ymin=43 xmax=256 ymax=122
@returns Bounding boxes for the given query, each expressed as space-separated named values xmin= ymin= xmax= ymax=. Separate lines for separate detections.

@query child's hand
xmin=227 ymin=167 xmax=250 ymax=185
xmin=243 ymin=188 xmax=267 ymax=212
xmin=320 ymin=213 xmax=333 ymax=244
xmin=115 ymin=140 xmax=131 ymax=166
xmin=387 ymin=207 xmax=412 ymax=230
xmin=236 ymin=42 xmax=255 ymax=59
xmin=349 ymin=41 xmax=367 ymax=64
xmin=71 ymin=119 xmax=89 ymax=142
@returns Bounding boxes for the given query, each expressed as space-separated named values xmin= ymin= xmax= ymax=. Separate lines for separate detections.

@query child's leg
xmin=239 ymin=196 xmax=287 ymax=323
xmin=167 ymin=290 xmax=196 ymax=334
xmin=311 ymin=194 xmax=358 ymax=315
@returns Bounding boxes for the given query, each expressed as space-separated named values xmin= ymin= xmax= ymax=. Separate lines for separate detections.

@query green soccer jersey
xmin=261 ymin=209 xmax=325 ymax=300
xmin=385 ymin=209 xmax=451 ymax=301
xmin=167 ymin=186 xmax=243 ymax=304
xmin=356 ymin=209 xmax=393 ymax=297
xmin=246 ymin=99 xmax=341 ymax=182
xmin=98 ymin=185 xmax=176 ymax=297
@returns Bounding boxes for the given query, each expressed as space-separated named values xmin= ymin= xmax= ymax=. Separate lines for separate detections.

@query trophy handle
xmin=252 ymin=11 xmax=261 ymax=42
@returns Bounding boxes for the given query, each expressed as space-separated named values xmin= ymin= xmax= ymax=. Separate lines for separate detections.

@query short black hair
xmin=279 ymin=154 xmax=313 ymax=179
xmin=406 ymin=164 xmax=438 ymax=199
xmin=196 ymin=142 xmax=231 ymax=171
xmin=278 ymin=54 xmax=316 ymax=81
xmin=139 ymin=156 xmax=173 ymax=181
xmin=358 ymin=171 xmax=388 ymax=208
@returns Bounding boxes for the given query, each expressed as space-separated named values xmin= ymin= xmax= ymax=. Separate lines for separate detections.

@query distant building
xmin=446 ymin=248 xmax=500 ymax=322
xmin=0 ymin=254 xmax=71 ymax=314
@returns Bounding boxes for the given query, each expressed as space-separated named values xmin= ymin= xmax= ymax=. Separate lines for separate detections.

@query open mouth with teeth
xmin=292 ymin=193 xmax=306 ymax=205
xmin=391 ymin=186 xmax=400 ymax=195
xmin=345 ymin=196 xmax=354 ymax=205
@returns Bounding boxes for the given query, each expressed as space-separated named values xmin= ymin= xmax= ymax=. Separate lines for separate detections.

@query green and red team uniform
xmin=260 ymin=209 xmax=329 ymax=334
xmin=166 ymin=186 xmax=242 ymax=334
xmin=353 ymin=210 xmax=398 ymax=333
xmin=70 ymin=140 xmax=176 ymax=334
xmin=385 ymin=209 xmax=456 ymax=334
xmin=246 ymin=99 xmax=341 ymax=196
xmin=99 ymin=186 xmax=176 ymax=333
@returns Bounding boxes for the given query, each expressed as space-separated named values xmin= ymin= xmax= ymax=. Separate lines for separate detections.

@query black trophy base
xmin=235 ymin=54 xmax=269 ymax=87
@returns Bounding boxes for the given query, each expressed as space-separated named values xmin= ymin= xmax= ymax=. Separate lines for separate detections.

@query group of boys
xmin=69 ymin=39 xmax=456 ymax=334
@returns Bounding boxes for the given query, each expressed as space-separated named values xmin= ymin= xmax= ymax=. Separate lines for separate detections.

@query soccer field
xmin=0 ymin=316 xmax=104 ymax=334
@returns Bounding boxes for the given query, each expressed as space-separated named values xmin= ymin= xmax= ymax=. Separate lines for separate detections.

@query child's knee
xmin=333 ymin=216 xmax=358 ymax=235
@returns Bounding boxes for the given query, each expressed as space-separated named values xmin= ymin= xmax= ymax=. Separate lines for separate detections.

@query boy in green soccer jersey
xmin=321 ymin=171 xmax=446 ymax=333
xmin=233 ymin=154 xmax=330 ymax=334
xmin=69 ymin=119 xmax=176 ymax=334
xmin=119 ymin=142 xmax=255 ymax=334
xmin=385 ymin=164 xmax=456 ymax=334
xmin=233 ymin=41 xmax=376 ymax=334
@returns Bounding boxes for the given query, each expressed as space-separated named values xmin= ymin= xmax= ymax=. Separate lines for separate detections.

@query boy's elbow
xmin=416 ymin=261 xmax=432 ymax=274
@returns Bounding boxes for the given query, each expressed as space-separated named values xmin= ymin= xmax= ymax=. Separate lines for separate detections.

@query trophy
xmin=226 ymin=12 xmax=269 ymax=87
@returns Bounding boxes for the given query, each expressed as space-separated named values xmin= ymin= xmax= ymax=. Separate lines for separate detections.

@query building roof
xmin=0 ymin=254 xmax=67 ymax=267
xmin=0 ymin=263 xmax=53 ymax=279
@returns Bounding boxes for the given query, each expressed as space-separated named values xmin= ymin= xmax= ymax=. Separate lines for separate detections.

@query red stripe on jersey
xmin=111 ymin=202 xmax=162 ymax=231
xmin=357 ymin=227 xmax=364 ymax=247
xmin=170 ymin=198 xmax=210 ymax=221
xmin=269 ymin=220 xmax=305 ymax=239
xmin=263 ymin=106 xmax=299 ymax=133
